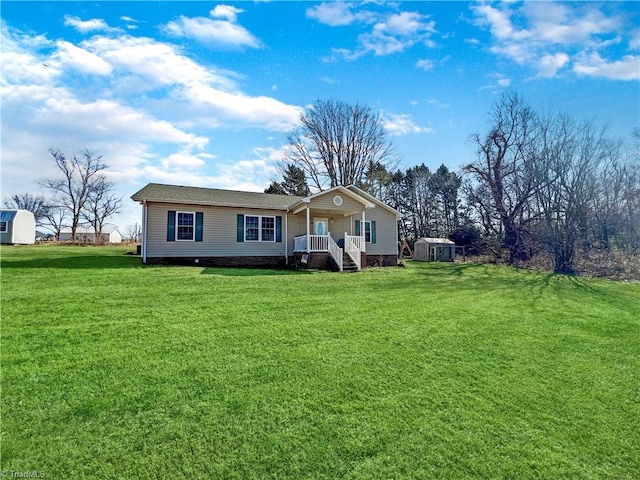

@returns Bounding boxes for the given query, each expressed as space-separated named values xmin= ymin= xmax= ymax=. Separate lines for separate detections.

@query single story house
xmin=59 ymin=225 xmax=122 ymax=244
xmin=0 ymin=209 xmax=36 ymax=245
xmin=131 ymin=183 xmax=401 ymax=271
xmin=414 ymin=237 xmax=456 ymax=262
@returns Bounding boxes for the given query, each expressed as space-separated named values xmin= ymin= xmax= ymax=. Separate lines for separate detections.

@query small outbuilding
xmin=59 ymin=225 xmax=122 ymax=244
xmin=414 ymin=237 xmax=456 ymax=262
xmin=0 ymin=209 xmax=36 ymax=245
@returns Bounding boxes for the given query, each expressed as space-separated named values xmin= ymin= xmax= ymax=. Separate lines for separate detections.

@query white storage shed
xmin=59 ymin=225 xmax=123 ymax=244
xmin=0 ymin=209 xmax=36 ymax=245
xmin=414 ymin=237 xmax=456 ymax=262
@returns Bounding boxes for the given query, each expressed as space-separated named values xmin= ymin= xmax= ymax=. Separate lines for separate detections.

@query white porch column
xmin=306 ymin=206 xmax=310 ymax=253
xmin=361 ymin=210 xmax=366 ymax=252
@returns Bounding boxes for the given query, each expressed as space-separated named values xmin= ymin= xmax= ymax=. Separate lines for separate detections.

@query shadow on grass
xmin=0 ymin=255 xmax=143 ymax=270
xmin=405 ymin=260 xmax=570 ymax=297
xmin=201 ymin=267 xmax=312 ymax=277
xmin=407 ymin=261 xmax=640 ymax=312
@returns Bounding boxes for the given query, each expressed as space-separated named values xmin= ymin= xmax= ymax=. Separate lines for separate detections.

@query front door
xmin=313 ymin=218 xmax=328 ymax=235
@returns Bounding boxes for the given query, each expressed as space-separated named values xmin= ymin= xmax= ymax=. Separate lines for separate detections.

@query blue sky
xmin=1 ymin=1 xmax=639 ymax=231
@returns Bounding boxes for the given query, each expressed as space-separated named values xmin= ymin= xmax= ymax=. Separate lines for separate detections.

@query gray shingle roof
xmin=131 ymin=183 xmax=303 ymax=210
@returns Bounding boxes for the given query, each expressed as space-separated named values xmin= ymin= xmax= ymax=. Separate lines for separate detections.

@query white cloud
xmin=63 ymin=15 xmax=120 ymax=34
xmin=381 ymin=11 xmax=435 ymax=37
xmin=523 ymin=2 xmax=620 ymax=46
xmin=383 ymin=113 xmax=434 ymax=135
xmin=319 ymin=76 xmax=341 ymax=85
xmin=0 ymin=21 xmax=304 ymax=230
xmin=83 ymin=35 xmax=234 ymax=90
xmin=416 ymin=59 xmax=434 ymax=71
xmin=162 ymin=7 xmax=260 ymax=48
xmin=359 ymin=11 xmax=437 ymax=56
xmin=310 ymin=4 xmax=436 ymax=59
xmin=306 ymin=1 xmax=360 ymax=27
xmin=214 ymin=152 xmax=284 ymax=191
xmin=536 ymin=52 xmax=570 ymax=78
xmin=186 ymin=84 xmax=302 ymax=131
xmin=162 ymin=151 xmax=213 ymax=169
xmin=210 ymin=5 xmax=244 ymax=22
xmin=472 ymin=2 xmax=634 ymax=80
xmin=573 ymin=52 xmax=640 ymax=81
xmin=77 ymin=35 xmax=301 ymax=130
xmin=55 ymin=40 xmax=112 ymax=75
xmin=472 ymin=3 xmax=528 ymax=41
xmin=428 ymin=98 xmax=450 ymax=109
xmin=480 ymin=73 xmax=511 ymax=92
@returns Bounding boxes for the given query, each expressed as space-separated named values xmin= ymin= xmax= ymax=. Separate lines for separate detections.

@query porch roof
xmin=289 ymin=185 xmax=375 ymax=215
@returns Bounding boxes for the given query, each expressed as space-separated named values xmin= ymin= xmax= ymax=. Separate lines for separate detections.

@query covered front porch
xmin=288 ymin=187 xmax=374 ymax=272
xmin=293 ymin=232 xmax=365 ymax=272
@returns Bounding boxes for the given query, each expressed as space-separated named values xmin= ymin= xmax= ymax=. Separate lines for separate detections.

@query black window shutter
xmin=355 ymin=219 xmax=361 ymax=236
xmin=371 ymin=220 xmax=377 ymax=244
xmin=195 ymin=212 xmax=203 ymax=242
xmin=167 ymin=211 xmax=176 ymax=242
xmin=276 ymin=216 xmax=282 ymax=242
xmin=237 ymin=214 xmax=244 ymax=242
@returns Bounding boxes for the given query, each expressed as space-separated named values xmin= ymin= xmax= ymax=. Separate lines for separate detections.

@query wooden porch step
xmin=342 ymin=253 xmax=360 ymax=273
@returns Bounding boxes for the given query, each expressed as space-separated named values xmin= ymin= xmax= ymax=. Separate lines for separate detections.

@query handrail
xmin=344 ymin=233 xmax=362 ymax=271
xmin=327 ymin=235 xmax=343 ymax=272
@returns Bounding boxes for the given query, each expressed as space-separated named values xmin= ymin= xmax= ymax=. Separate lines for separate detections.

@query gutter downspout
xmin=285 ymin=208 xmax=289 ymax=265
xmin=142 ymin=201 xmax=148 ymax=264
xmin=306 ymin=206 xmax=310 ymax=253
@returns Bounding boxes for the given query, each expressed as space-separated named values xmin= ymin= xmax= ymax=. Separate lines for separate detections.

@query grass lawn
xmin=1 ymin=245 xmax=639 ymax=479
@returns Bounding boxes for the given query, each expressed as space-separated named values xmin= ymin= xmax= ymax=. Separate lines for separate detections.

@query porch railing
xmin=327 ymin=235 xmax=343 ymax=272
xmin=294 ymin=233 xmax=365 ymax=272
xmin=346 ymin=234 xmax=365 ymax=253
xmin=344 ymin=233 xmax=362 ymax=271
xmin=294 ymin=234 xmax=329 ymax=252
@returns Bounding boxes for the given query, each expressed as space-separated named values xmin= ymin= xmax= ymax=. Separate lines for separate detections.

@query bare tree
xmin=533 ymin=114 xmax=609 ymax=273
xmin=3 ymin=193 xmax=50 ymax=226
xmin=41 ymin=205 xmax=69 ymax=239
xmin=41 ymin=149 xmax=107 ymax=243
xmin=285 ymin=100 xmax=395 ymax=190
xmin=125 ymin=223 xmax=142 ymax=242
xmin=82 ymin=175 xmax=121 ymax=244
xmin=465 ymin=92 xmax=541 ymax=263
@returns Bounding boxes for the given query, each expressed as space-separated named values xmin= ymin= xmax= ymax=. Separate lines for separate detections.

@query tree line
xmin=4 ymin=149 xmax=121 ymax=243
xmin=269 ymin=96 xmax=639 ymax=274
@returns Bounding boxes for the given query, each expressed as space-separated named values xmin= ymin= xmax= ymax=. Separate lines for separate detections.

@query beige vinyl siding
xmin=146 ymin=202 xmax=292 ymax=258
xmin=288 ymin=214 xmax=350 ymax=240
xmin=307 ymin=193 xmax=363 ymax=212
xmin=349 ymin=207 xmax=398 ymax=256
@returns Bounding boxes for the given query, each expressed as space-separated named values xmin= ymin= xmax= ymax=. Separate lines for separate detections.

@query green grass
xmin=1 ymin=245 xmax=639 ymax=479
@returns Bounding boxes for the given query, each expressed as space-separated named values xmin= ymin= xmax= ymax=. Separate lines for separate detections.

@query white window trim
xmin=363 ymin=220 xmax=371 ymax=243
xmin=0 ymin=221 xmax=7 ymax=233
xmin=245 ymin=215 xmax=276 ymax=242
xmin=176 ymin=211 xmax=195 ymax=242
